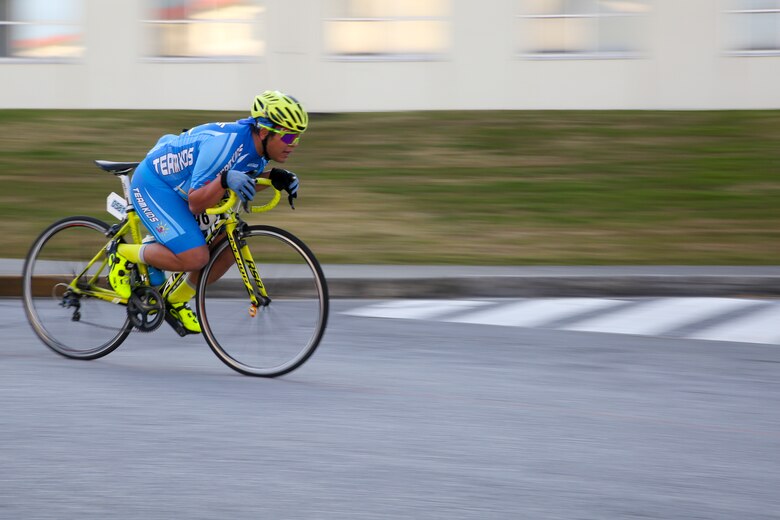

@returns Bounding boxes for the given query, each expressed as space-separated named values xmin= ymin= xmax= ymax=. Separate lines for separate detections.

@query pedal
xmin=164 ymin=313 xmax=195 ymax=337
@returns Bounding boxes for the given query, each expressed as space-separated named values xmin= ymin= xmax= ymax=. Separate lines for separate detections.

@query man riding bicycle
xmin=107 ymin=90 xmax=306 ymax=334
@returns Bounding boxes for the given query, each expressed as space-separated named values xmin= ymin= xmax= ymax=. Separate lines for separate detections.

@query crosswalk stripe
xmin=688 ymin=304 xmax=780 ymax=345
xmin=343 ymin=300 xmax=491 ymax=320
xmin=562 ymin=298 xmax=755 ymax=336
xmin=341 ymin=298 xmax=779 ymax=346
xmin=445 ymin=298 xmax=624 ymax=327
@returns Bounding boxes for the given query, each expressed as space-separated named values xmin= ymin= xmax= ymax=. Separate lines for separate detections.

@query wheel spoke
xmin=22 ymin=217 xmax=131 ymax=359
xmin=197 ymin=225 xmax=328 ymax=377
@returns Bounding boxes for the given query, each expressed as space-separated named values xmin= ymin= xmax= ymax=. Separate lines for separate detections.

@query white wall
xmin=2 ymin=0 xmax=780 ymax=112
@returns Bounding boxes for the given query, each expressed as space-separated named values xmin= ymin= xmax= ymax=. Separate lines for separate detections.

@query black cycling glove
xmin=269 ymin=168 xmax=299 ymax=208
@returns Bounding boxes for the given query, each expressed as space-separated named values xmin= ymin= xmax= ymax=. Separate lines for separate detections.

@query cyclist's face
xmin=258 ymin=129 xmax=299 ymax=163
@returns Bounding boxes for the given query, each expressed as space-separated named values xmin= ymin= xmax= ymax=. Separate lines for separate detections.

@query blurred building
xmin=1 ymin=0 xmax=779 ymax=111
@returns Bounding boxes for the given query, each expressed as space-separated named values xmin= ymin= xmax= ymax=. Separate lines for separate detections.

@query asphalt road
xmin=2 ymin=298 xmax=779 ymax=520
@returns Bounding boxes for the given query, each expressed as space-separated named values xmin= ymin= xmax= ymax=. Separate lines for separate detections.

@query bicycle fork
xmin=226 ymin=221 xmax=270 ymax=317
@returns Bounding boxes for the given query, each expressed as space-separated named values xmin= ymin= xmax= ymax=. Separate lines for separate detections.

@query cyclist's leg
xmin=162 ymin=229 xmax=233 ymax=287
xmin=129 ymin=165 xmax=209 ymax=272
xmin=137 ymin=242 xmax=208 ymax=273
xmin=201 ymin=230 xmax=234 ymax=285
xmin=130 ymin=165 xmax=207 ymax=333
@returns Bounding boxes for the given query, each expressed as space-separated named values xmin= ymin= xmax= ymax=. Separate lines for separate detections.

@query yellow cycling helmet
xmin=251 ymin=90 xmax=308 ymax=133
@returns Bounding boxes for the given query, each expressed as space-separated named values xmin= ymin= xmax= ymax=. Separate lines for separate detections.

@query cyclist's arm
xmin=187 ymin=176 xmax=228 ymax=214
xmin=187 ymin=133 xmax=235 ymax=214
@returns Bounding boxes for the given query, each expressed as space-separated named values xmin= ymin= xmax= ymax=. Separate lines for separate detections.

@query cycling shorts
xmin=129 ymin=163 xmax=206 ymax=254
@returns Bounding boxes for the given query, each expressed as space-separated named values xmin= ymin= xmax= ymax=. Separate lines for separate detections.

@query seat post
xmin=119 ymin=174 xmax=133 ymax=206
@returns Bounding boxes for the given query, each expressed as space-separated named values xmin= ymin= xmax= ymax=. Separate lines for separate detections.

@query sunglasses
xmin=277 ymin=132 xmax=301 ymax=146
xmin=263 ymin=124 xmax=301 ymax=145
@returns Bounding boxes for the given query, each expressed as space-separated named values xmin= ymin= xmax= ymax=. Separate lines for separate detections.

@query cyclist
xmin=107 ymin=90 xmax=306 ymax=334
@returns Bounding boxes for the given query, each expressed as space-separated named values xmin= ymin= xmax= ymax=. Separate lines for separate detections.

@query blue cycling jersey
xmin=140 ymin=118 xmax=268 ymax=199
xmin=130 ymin=118 xmax=269 ymax=254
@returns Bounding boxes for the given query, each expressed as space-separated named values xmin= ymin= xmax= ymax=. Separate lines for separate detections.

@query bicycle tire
xmin=196 ymin=225 xmax=329 ymax=377
xmin=22 ymin=216 xmax=132 ymax=359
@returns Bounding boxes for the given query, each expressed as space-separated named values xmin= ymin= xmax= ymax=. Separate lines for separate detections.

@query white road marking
xmin=341 ymin=298 xmax=780 ymax=345
xmin=445 ymin=298 xmax=624 ymax=327
xmin=343 ymin=300 xmax=491 ymax=320
xmin=689 ymin=304 xmax=780 ymax=345
xmin=563 ymin=298 xmax=753 ymax=336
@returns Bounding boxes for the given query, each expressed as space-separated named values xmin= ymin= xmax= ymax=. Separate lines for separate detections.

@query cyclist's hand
xmin=269 ymin=168 xmax=299 ymax=208
xmin=225 ymin=170 xmax=255 ymax=202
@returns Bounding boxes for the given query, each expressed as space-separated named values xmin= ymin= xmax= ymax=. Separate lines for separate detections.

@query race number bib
xmin=195 ymin=212 xmax=214 ymax=232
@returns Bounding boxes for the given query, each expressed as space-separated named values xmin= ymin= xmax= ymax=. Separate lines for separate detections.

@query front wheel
xmin=22 ymin=216 xmax=132 ymax=359
xmin=196 ymin=225 xmax=329 ymax=377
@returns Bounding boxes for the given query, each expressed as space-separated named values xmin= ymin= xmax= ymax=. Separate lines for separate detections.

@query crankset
xmin=127 ymin=286 xmax=165 ymax=332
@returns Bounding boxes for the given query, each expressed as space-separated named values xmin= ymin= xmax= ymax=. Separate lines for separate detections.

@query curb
xmin=0 ymin=276 xmax=20 ymax=298
xmin=321 ymin=275 xmax=780 ymax=298
xmin=4 ymin=271 xmax=780 ymax=299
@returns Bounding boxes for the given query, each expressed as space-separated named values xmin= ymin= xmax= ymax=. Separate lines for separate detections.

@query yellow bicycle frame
xmin=65 ymin=210 xmax=146 ymax=305
xmin=67 ymin=177 xmax=280 ymax=310
xmin=205 ymin=178 xmax=280 ymax=313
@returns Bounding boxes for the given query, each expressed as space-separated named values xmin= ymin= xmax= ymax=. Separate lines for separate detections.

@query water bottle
xmin=142 ymin=235 xmax=166 ymax=287
xmin=148 ymin=266 xmax=166 ymax=287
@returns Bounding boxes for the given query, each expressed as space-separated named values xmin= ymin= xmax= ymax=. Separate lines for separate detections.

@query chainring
xmin=127 ymin=286 xmax=165 ymax=332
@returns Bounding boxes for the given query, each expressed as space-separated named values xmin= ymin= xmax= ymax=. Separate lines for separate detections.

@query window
xmin=724 ymin=0 xmax=780 ymax=55
xmin=323 ymin=0 xmax=450 ymax=60
xmin=144 ymin=0 xmax=263 ymax=59
xmin=516 ymin=0 xmax=650 ymax=59
xmin=0 ymin=0 xmax=83 ymax=59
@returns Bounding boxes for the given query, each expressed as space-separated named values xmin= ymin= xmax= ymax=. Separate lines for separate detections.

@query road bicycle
xmin=22 ymin=160 xmax=329 ymax=377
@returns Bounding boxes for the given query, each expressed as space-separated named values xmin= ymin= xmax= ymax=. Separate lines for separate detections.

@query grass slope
xmin=1 ymin=109 xmax=778 ymax=264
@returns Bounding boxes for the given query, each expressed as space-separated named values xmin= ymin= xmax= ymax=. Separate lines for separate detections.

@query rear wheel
xmin=22 ymin=216 xmax=132 ymax=359
xmin=197 ymin=225 xmax=328 ymax=377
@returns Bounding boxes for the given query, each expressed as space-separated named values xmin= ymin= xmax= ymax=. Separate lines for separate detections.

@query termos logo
xmin=218 ymin=145 xmax=247 ymax=176
xmin=132 ymin=188 xmax=159 ymax=223
xmin=152 ymin=147 xmax=195 ymax=176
